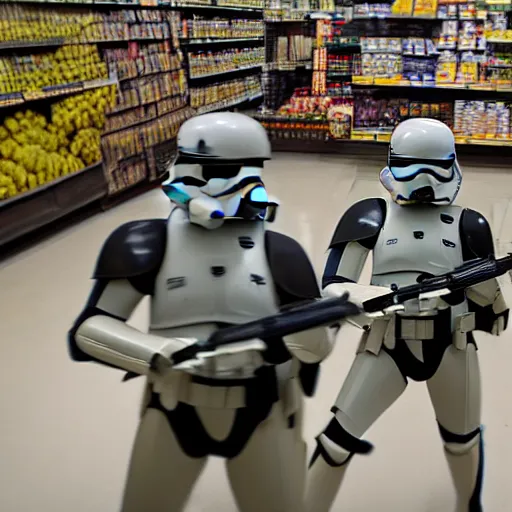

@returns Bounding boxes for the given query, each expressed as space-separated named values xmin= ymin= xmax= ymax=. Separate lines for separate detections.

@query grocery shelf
xmin=107 ymin=92 xmax=186 ymax=115
xmin=326 ymin=72 xmax=352 ymax=79
xmin=1 ymin=0 xmax=263 ymax=11
xmin=265 ymin=18 xmax=315 ymax=23
xmin=350 ymin=79 xmax=512 ymax=95
xmin=103 ymin=113 xmax=158 ymax=135
xmin=264 ymin=9 xmax=339 ymax=21
xmin=180 ymin=37 xmax=264 ymax=46
xmin=0 ymin=162 xmax=106 ymax=248
xmin=196 ymin=92 xmax=263 ymax=113
xmin=188 ymin=63 xmax=263 ymax=80
xmin=0 ymin=77 xmax=118 ymax=111
xmin=102 ymin=175 xmax=166 ymax=210
xmin=264 ymin=61 xmax=312 ymax=71
xmin=175 ymin=3 xmax=263 ymax=12
xmin=488 ymin=39 xmax=512 ymax=43
xmin=267 ymin=136 xmax=512 ymax=157
xmin=117 ymin=67 xmax=181 ymax=82
xmin=324 ymin=43 xmax=361 ymax=51
xmin=352 ymin=14 xmax=441 ymax=20
xmin=0 ymin=36 xmax=167 ymax=53
xmin=104 ymin=100 xmax=187 ymax=134
xmin=0 ymin=39 xmax=66 ymax=51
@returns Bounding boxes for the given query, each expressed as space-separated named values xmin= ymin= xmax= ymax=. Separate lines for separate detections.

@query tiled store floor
xmin=2 ymin=152 xmax=512 ymax=512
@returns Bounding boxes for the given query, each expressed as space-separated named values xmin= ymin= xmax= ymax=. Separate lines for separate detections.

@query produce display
xmin=188 ymin=46 xmax=265 ymax=77
xmin=0 ymin=0 xmax=267 ymax=246
xmin=0 ymin=45 xmax=107 ymax=95
xmin=0 ymin=1 xmax=192 ymax=206
xmin=0 ymin=4 xmax=93 ymax=45
xmin=0 ymin=86 xmax=114 ymax=200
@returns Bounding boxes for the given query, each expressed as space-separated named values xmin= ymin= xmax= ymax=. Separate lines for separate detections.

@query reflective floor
xmin=1 ymin=152 xmax=512 ymax=512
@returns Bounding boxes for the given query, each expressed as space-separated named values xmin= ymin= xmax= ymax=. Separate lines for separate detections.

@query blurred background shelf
xmin=0 ymin=162 xmax=106 ymax=247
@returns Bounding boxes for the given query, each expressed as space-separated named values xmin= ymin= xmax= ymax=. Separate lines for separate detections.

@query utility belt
xmin=152 ymin=365 xmax=281 ymax=411
xmin=359 ymin=308 xmax=476 ymax=355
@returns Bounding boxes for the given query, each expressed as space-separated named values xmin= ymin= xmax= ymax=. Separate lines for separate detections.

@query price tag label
xmin=23 ymin=91 xmax=47 ymax=101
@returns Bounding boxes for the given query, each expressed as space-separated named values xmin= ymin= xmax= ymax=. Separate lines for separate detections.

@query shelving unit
xmin=261 ymin=7 xmax=316 ymax=112
xmin=252 ymin=0 xmax=512 ymax=149
xmin=0 ymin=1 xmax=194 ymax=247
xmin=0 ymin=162 xmax=106 ymax=247
xmin=0 ymin=0 xmax=273 ymax=249
xmin=177 ymin=3 xmax=265 ymax=111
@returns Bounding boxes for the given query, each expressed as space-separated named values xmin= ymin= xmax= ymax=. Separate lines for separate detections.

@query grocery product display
xmin=0 ymin=0 xmax=271 ymax=247
xmin=0 ymin=87 xmax=112 ymax=200
xmin=254 ymin=0 xmax=512 ymax=146
xmin=0 ymin=3 xmax=189 ymax=200
xmin=188 ymin=46 xmax=265 ymax=77
xmin=177 ymin=6 xmax=265 ymax=113
xmin=180 ymin=16 xmax=265 ymax=39
xmin=5 ymin=0 xmax=512 ymax=247
xmin=190 ymin=75 xmax=263 ymax=111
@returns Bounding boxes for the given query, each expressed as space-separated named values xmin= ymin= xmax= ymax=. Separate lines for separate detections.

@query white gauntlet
xmin=75 ymin=315 xmax=194 ymax=375
xmin=323 ymin=282 xmax=392 ymax=328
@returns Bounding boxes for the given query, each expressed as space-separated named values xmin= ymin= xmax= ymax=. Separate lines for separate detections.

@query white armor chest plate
xmin=150 ymin=208 xmax=279 ymax=330
xmin=371 ymin=200 xmax=464 ymax=288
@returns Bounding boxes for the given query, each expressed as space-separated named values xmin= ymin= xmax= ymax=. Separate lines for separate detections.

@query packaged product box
xmin=413 ymin=0 xmax=438 ymax=17
xmin=327 ymin=103 xmax=353 ymax=140
xmin=391 ymin=0 xmax=414 ymax=16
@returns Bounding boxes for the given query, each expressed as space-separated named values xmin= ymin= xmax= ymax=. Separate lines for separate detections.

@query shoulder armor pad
xmin=329 ymin=197 xmax=386 ymax=249
xmin=265 ymin=230 xmax=320 ymax=304
xmin=94 ymin=219 xmax=167 ymax=279
xmin=460 ymin=208 xmax=494 ymax=260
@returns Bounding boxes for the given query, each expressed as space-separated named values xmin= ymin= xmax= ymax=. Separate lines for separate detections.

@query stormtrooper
xmin=305 ymin=118 xmax=509 ymax=512
xmin=68 ymin=112 xmax=335 ymax=512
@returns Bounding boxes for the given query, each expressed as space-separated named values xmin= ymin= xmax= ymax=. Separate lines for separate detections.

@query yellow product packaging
xmin=391 ymin=0 xmax=414 ymax=16
xmin=459 ymin=61 xmax=478 ymax=83
xmin=436 ymin=61 xmax=456 ymax=83
xmin=413 ymin=0 xmax=438 ymax=17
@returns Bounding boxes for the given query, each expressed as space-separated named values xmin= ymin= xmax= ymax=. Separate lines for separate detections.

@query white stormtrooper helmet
xmin=163 ymin=112 xmax=278 ymax=229
xmin=379 ymin=118 xmax=462 ymax=206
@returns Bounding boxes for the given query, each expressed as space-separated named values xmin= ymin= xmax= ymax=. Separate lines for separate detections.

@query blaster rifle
xmin=363 ymin=253 xmax=512 ymax=313
xmin=171 ymin=294 xmax=360 ymax=366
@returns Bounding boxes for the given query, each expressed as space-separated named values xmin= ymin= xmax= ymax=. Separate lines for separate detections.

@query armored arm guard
xmin=460 ymin=209 xmax=509 ymax=333
xmin=68 ymin=220 xmax=192 ymax=375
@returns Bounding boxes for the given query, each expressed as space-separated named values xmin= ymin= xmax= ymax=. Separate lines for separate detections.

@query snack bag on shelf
xmin=436 ymin=52 xmax=457 ymax=83
xmin=413 ymin=0 xmax=438 ymax=17
xmin=327 ymin=103 xmax=353 ymax=140
xmin=458 ymin=53 xmax=478 ymax=83
xmin=496 ymin=103 xmax=510 ymax=139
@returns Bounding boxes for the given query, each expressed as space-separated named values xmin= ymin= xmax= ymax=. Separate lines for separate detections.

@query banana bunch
xmin=0 ymin=86 xmax=114 ymax=201
xmin=70 ymin=128 xmax=102 ymax=167
xmin=0 ymin=11 xmax=99 ymax=44
xmin=0 ymin=45 xmax=107 ymax=95
xmin=52 ymin=86 xmax=114 ymax=135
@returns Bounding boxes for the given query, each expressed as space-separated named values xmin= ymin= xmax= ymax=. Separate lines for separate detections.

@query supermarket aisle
xmin=1 ymin=152 xmax=512 ymax=512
